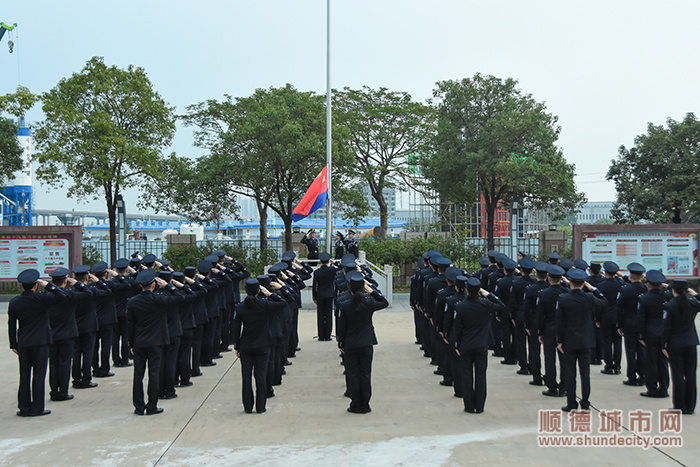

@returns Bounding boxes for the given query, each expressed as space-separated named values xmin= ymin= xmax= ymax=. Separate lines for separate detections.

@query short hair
xmin=22 ymin=283 xmax=35 ymax=291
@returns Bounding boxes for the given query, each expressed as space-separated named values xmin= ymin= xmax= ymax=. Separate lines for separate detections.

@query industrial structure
xmin=1 ymin=117 xmax=33 ymax=226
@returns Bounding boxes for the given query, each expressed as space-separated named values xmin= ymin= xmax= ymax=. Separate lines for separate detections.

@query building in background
xmin=576 ymin=201 xmax=614 ymax=224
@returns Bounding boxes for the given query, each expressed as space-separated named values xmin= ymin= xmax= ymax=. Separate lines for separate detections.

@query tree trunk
xmin=673 ymin=205 xmax=682 ymax=224
xmin=257 ymin=200 xmax=268 ymax=250
xmin=107 ymin=200 xmax=117 ymax=266
xmin=283 ymin=215 xmax=293 ymax=252
xmin=375 ymin=191 xmax=388 ymax=238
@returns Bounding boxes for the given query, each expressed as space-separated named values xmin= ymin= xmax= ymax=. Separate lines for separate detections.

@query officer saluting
xmin=344 ymin=230 xmax=359 ymax=258
xmin=301 ymin=229 xmax=319 ymax=260
xmin=334 ymin=231 xmax=345 ymax=260
xmin=8 ymin=269 xmax=66 ymax=417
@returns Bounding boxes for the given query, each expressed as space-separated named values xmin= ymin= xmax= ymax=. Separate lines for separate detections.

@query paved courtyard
xmin=0 ymin=300 xmax=695 ymax=466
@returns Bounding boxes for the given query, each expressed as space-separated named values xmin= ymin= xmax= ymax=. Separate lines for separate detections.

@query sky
xmin=1 ymin=0 xmax=699 ymax=215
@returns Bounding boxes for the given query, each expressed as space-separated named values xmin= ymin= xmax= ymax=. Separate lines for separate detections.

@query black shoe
xmin=430 ymin=360 xmax=439 ymax=366
xmin=245 ymin=409 xmax=253 ymax=414
xmin=590 ymin=359 xmax=602 ymax=365
xmin=600 ymin=368 xmax=616 ymax=375
xmin=73 ymin=381 xmax=98 ymax=389
xmin=94 ymin=371 xmax=115 ymax=378
xmin=213 ymin=354 xmax=223 ymax=359
xmin=221 ymin=347 xmax=232 ymax=352
xmin=284 ymin=361 xmax=293 ymax=366
xmin=622 ymin=379 xmax=638 ymax=386
xmin=288 ymin=354 xmax=296 ymax=358
xmin=30 ymin=410 xmax=51 ymax=417
xmin=580 ymin=402 xmax=591 ymax=410
xmin=281 ymin=369 xmax=286 ymax=375
xmin=267 ymin=392 xmax=275 ymax=398
xmin=635 ymin=378 xmax=646 ymax=386
xmin=347 ymin=406 xmax=364 ymax=414
xmin=500 ymin=360 xmax=516 ymax=365
xmin=178 ymin=381 xmax=193 ymax=387
xmin=295 ymin=347 xmax=301 ymax=351
xmin=51 ymin=394 xmax=74 ymax=402
xmin=415 ymin=341 xmax=421 ymax=345
xmin=134 ymin=409 xmax=145 ymax=416
xmin=114 ymin=362 xmax=132 ymax=368
xmin=439 ymin=380 xmax=453 ymax=387
xmin=542 ymin=389 xmax=560 ymax=397
xmin=640 ymin=390 xmax=657 ymax=397
xmin=362 ymin=406 xmax=372 ymax=413
xmin=654 ymin=391 xmax=669 ymax=398
xmin=433 ymin=370 xmax=443 ymax=375
xmin=423 ymin=353 xmax=431 ymax=358
xmin=529 ymin=380 xmax=544 ymax=386
xmin=561 ymin=405 xmax=577 ymax=412
xmin=201 ymin=362 xmax=217 ymax=367
xmin=257 ymin=408 xmax=266 ymax=414
xmin=491 ymin=352 xmax=503 ymax=358
xmin=464 ymin=407 xmax=475 ymax=413
xmin=344 ymin=391 xmax=350 ymax=398
xmin=146 ymin=408 xmax=164 ymax=415
xmin=162 ymin=393 xmax=178 ymax=400
xmin=16 ymin=411 xmax=30 ymax=417
xmin=516 ymin=368 xmax=530 ymax=375
xmin=191 ymin=371 xmax=203 ymax=377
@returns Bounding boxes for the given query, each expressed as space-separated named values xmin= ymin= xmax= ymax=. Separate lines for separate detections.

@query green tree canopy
xmin=0 ymin=86 xmax=39 ymax=184
xmin=182 ymin=84 xmax=358 ymax=250
xmin=334 ymin=86 xmax=435 ymax=238
xmin=422 ymin=73 xmax=585 ymax=248
xmin=34 ymin=56 xmax=176 ymax=263
xmin=607 ymin=113 xmax=700 ymax=224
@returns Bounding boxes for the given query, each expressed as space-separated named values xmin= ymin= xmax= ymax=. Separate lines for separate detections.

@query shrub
xmin=82 ymin=245 xmax=102 ymax=267
xmin=162 ymin=242 xmax=280 ymax=278
xmin=360 ymin=236 xmax=482 ymax=272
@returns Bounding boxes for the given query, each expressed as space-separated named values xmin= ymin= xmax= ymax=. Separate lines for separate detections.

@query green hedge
xmin=359 ymin=236 xmax=483 ymax=272
xmin=163 ymin=242 xmax=279 ymax=277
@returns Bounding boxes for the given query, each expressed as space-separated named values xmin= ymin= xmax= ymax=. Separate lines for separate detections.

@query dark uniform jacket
xmin=524 ymin=281 xmax=549 ymax=331
xmin=109 ymin=275 xmax=134 ymax=320
xmin=190 ymin=281 xmax=210 ymax=326
xmin=8 ymin=285 xmax=65 ymax=349
xmin=232 ymin=293 xmax=286 ymax=351
xmin=662 ymin=295 xmax=700 ymax=349
xmin=313 ymin=265 xmax=340 ymax=300
xmin=48 ymin=287 xmax=79 ymax=342
xmin=88 ymin=280 xmax=115 ymax=327
xmin=556 ymin=288 xmax=607 ymax=350
xmin=595 ymin=277 xmax=624 ymax=326
xmin=127 ymin=288 xmax=180 ymax=348
xmin=336 ymin=290 xmax=389 ymax=350
xmin=202 ymin=277 xmax=220 ymax=319
xmin=495 ymin=273 xmax=516 ymax=320
xmin=639 ymin=289 xmax=673 ymax=341
xmin=452 ymin=293 xmax=505 ymax=350
xmin=73 ymin=282 xmax=98 ymax=334
xmin=434 ymin=286 xmax=457 ymax=333
xmin=424 ymin=274 xmax=447 ymax=322
xmin=536 ymin=283 xmax=568 ymax=336
xmin=155 ymin=286 xmax=183 ymax=339
xmin=616 ymin=281 xmax=647 ymax=333
xmin=511 ymin=275 xmax=536 ymax=323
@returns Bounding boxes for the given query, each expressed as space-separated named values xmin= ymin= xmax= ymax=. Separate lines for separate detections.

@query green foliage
xmin=34 ymin=56 xmax=176 ymax=264
xmin=0 ymin=86 xmax=40 ymax=117
xmin=0 ymin=118 xmax=21 ymax=183
xmin=607 ymin=113 xmax=700 ymax=224
xmin=163 ymin=242 xmax=279 ymax=278
xmin=82 ymin=245 xmax=102 ymax=267
xmin=334 ymin=86 xmax=435 ymax=237
xmin=422 ymin=73 xmax=585 ymax=248
xmin=360 ymin=236 xmax=483 ymax=272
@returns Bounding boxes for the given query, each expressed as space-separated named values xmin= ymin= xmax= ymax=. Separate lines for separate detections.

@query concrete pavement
xmin=0 ymin=301 xmax=696 ymax=466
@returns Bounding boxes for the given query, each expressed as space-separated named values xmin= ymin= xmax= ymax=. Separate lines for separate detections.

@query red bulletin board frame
xmin=572 ymin=224 xmax=700 ymax=280
xmin=0 ymin=226 xmax=83 ymax=284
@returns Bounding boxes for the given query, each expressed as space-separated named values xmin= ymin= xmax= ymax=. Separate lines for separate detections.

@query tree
xmin=0 ymin=86 xmax=39 ymax=184
xmin=182 ymin=84 xmax=357 ymax=251
xmin=607 ymin=113 xmax=700 ymax=224
xmin=423 ymin=73 xmax=585 ymax=249
xmin=34 ymin=56 xmax=176 ymax=264
xmin=334 ymin=86 xmax=435 ymax=238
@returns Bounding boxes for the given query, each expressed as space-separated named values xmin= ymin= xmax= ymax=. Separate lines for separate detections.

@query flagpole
xmin=325 ymin=0 xmax=333 ymax=253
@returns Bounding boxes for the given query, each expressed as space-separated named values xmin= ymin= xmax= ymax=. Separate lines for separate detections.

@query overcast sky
xmin=1 ymin=1 xmax=698 ymax=215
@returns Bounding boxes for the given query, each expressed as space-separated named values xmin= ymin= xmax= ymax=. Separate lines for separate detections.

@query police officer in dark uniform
xmin=556 ymin=268 xmax=607 ymax=412
xmin=586 ymin=262 xmax=604 ymax=365
xmin=410 ymin=252 xmax=433 ymax=347
xmin=444 ymin=275 xmax=468 ymax=397
xmin=188 ymin=264 xmax=210 ymax=378
xmin=156 ymin=270 xmax=183 ymax=399
xmin=424 ymin=256 xmax=451 ymax=366
xmin=282 ymin=251 xmax=312 ymax=357
xmin=511 ymin=257 xmax=536 ymax=375
xmin=596 ymin=261 xmax=624 ymax=375
xmin=334 ymin=231 xmax=345 ymax=259
xmin=662 ymin=279 xmax=700 ymax=414
xmin=313 ymin=252 xmax=339 ymax=341
xmin=495 ymin=259 xmax=518 ymax=365
xmin=617 ymin=262 xmax=648 ymax=386
xmin=47 ymin=268 xmax=79 ymax=402
xmin=434 ymin=266 xmax=462 ymax=386
xmin=537 ymin=265 xmax=569 ymax=397
xmin=8 ymin=269 xmax=66 ymax=417
xmin=71 ymin=265 xmax=103 ymax=389
xmin=524 ymin=262 xmax=549 ymax=386
xmin=112 ymin=258 xmax=136 ymax=368
xmin=127 ymin=269 xmax=182 ymax=415
xmin=89 ymin=262 xmax=118 ymax=378
xmin=344 ymin=230 xmax=359 ymax=258
xmin=452 ymin=277 xmax=505 ymax=414
xmin=301 ymin=229 xmax=319 ymax=260
xmin=639 ymin=270 xmax=671 ymax=398
xmin=199 ymin=259 xmax=220 ymax=368
xmin=337 ymin=271 xmax=389 ymax=414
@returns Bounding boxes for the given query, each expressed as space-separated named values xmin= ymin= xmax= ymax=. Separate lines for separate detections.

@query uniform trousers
xmin=176 ymin=328 xmax=193 ymax=385
xmin=514 ymin=319 xmax=528 ymax=370
xmin=220 ymin=305 xmax=231 ymax=351
xmin=112 ymin=316 xmax=130 ymax=365
xmin=191 ymin=324 xmax=204 ymax=374
xmin=645 ymin=336 xmax=669 ymax=394
xmin=668 ymin=346 xmax=697 ymax=414
xmin=17 ymin=345 xmax=49 ymax=415
xmin=601 ymin=324 xmax=621 ymax=371
xmin=564 ymin=348 xmax=591 ymax=409
xmin=528 ymin=330 xmax=543 ymax=383
xmin=239 ymin=347 xmax=270 ymax=413
xmin=200 ymin=318 xmax=217 ymax=365
xmin=133 ymin=346 xmax=163 ymax=412
xmin=344 ymin=345 xmax=373 ymax=412
xmin=543 ymin=331 xmax=564 ymax=391
xmin=93 ymin=323 xmax=114 ymax=374
xmin=623 ymin=333 xmax=645 ymax=381
xmin=72 ymin=332 xmax=96 ymax=385
xmin=458 ymin=347 xmax=488 ymax=413
xmin=49 ymin=338 xmax=74 ymax=398
xmin=501 ymin=319 xmax=515 ymax=363
xmin=288 ymin=308 xmax=300 ymax=357
xmin=316 ymin=298 xmax=334 ymax=340
xmin=160 ymin=336 xmax=180 ymax=397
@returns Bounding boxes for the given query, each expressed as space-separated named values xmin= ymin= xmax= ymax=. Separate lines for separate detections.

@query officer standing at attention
xmin=596 ymin=261 xmax=624 ymax=376
xmin=537 ymin=265 xmax=569 ymax=397
xmin=617 ymin=262 xmax=648 ymax=387
xmin=47 ymin=268 xmax=79 ymax=402
xmin=638 ymin=270 xmax=671 ymax=398
xmin=313 ymin=252 xmax=340 ymax=341
xmin=127 ymin=269 xmax=181 ymax=415
xmin=344 ymin=230 xmax=359 ymax=258
xmin=495 ymin=259 xmax=518 ymax=365
xmin=8 ymin=269 xmax=66 ymax=417
xmin=337 ymin=271 xmax=389 ymax=414
xmin=71 ymin=265 xmax=102 ymax=389
xmin=452 ymin=277 xmax=505 ymax=414
xmin=112 ymin=259 xmax=136 ymax=368
xmin=586 ymin=262 xmax=604 ymax=365
xmin=334 ymin=231 xmax=345 ymax=260
xmin=556 ymin=268 xmax=608 ymax=412
xmin=524 ymin=262 xmax=550 ymax=386
xmin=662 ymin=279 xmax=700 ymax=415
xmin=510 ymin=257 xmax=536 ymax=376
xmin=301 ymin=229 xmax=319 ymax=260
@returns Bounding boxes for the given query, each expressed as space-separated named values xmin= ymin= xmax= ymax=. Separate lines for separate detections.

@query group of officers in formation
xmin=410 ymin=250 xmax=700 ymax=415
